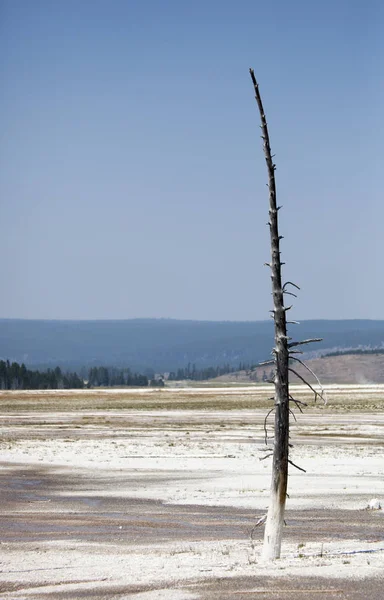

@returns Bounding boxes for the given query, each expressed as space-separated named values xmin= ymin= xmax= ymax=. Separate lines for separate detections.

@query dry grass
xmin=1 ymin=384 xmax=384 ymax=414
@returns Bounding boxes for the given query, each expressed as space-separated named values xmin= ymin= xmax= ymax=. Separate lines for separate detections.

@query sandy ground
xmin=0 ymin=386 xmax=383 ymax=599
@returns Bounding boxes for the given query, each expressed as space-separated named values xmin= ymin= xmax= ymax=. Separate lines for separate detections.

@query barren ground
xmin=0 ymin=385 xmax=383 ymax=599
xmin=214 ymin=353 xmax=384 ymax=384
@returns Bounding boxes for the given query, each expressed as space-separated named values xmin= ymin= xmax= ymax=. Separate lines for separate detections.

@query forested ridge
xmin=3 ymin=318 xmax=384 ymax=373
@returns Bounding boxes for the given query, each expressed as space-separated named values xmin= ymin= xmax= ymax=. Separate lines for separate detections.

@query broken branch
xmin=260 ymin=453 xmax=274 ymax=461
xmin=289 ymin=356 xmax=327 ymax=403
xmin=250 ymin=513 xmax=268 ymax=541
xmin=288 ymin=459 xmax=306 ymax=473
xmin=263 ymin=407 xmax=275 ymax=444
xmin=288 ymin=338 xmax=323 ymax=348
xmin=258 ymin=359 xmax=275 ymax=367
xmin=289 ymin=395 xmax=308 ymax=413
xmin=288 ymin=368 xmax=326 ymax=403
xmin=282 ymin=281 xmax=300 ymax=291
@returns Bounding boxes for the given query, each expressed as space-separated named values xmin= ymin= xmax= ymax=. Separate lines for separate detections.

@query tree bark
xmin=249 ymin=69 xmax=289 ymax=561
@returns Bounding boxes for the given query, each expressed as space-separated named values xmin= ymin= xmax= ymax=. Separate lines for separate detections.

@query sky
xmin=0 ymin=0 xmax=383 ymax=321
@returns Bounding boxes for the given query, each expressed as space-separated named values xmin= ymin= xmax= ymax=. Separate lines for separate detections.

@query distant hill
xmin=215 ymin=352 xmax=384 ymax=385
xmin=291 ymin=353 xmax=384 ymax=384
xmin=1 ymin=318 xmax=384 ymax=373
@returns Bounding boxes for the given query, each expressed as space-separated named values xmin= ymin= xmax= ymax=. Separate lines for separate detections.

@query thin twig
xmin=282 ymin=281 xmax=300 ymax=291
xmin=288 ymin=459 xmax=306 ymax=473
xmin=289 ymin=395 xmax=308 ymax=413
xmin=288 ymin=367 xmax=325 ymax=403
xmin=289 ymin=356 xmax=327 ymax=404
xmin=260 ymin=453 xmax=274 ymax=461
xmin=263 ymin=407 xmax=275 ymax=444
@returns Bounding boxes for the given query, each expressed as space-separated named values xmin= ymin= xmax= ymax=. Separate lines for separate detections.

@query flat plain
xmin=0 ymin=385 xmax=383 ymax=599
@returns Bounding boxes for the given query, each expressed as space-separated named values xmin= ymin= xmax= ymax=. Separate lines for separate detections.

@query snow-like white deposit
xmin=1 ymin=396 xmax=384 ymax=597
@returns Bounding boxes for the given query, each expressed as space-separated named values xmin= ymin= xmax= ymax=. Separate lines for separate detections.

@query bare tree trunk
xmin=249 ymin=69 xmax=289 ymax=561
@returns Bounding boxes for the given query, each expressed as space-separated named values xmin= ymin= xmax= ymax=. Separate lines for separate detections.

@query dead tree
xmin=249 ymin=69 xmax=325 ymax=561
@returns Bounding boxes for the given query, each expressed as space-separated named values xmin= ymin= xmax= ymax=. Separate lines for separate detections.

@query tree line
xmin=0 ymin=361 xmax=151 ymax=390
xmin=322 ymin=348 xmax=384 ymax=358
xmin=0 ymin=360 xmax=83 ymax=390
xmin=0 ymin=359 xmax=272 ymax=390
xmin=167 ymin=362 xmax=257 ymax=381
xmin=87 ymin=366 xmax=148 ymax=387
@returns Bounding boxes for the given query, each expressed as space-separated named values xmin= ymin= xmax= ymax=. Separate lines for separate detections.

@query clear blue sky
xmin=1 ymin=0 xmax=382 ymax=321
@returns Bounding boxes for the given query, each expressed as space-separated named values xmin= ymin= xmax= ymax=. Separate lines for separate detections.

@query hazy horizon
xmin=1 ymin=316 xmax=384 ymax=324
xmin=1 ymin=1 xmax=383 ymax=322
